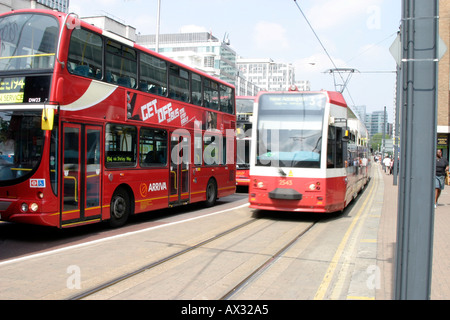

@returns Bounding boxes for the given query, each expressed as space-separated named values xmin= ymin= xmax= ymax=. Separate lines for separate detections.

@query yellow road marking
xmin=347 ymin=296 xmax=375 ymax=300
xmin=361 ymin=239 xmax=377 ymax=243
xmin=314 ymin=171 xmax=378 ymax=300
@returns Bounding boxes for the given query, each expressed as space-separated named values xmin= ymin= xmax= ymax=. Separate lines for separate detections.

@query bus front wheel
xmin=109 ymin=188 xmax=130 ymax=227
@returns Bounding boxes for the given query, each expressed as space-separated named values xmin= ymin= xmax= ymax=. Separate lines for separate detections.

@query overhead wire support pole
xmin=395 ymin=0 xmax=438 ymax=300
xmin=324 ymin=68 xmax=359 ymax=93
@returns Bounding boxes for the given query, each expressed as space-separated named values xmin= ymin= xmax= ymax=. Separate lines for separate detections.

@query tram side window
xmin=168 ymin=64 xmax=190 ymax=102
xmin=192 ymin=74 xmax=202 ymax=106
xmin=327 ymin=126 xmax=336 ymax=168
xmin=203 ymin=79 xmax=219 ymax=110
xmin=105 ymin=124 xmax=137 ymax=168
xmin=327 ymin=125 xmax=344 ymax=168
xmin=68 ymin=28 xmax=103 ymax=79
xmin=139 ymin=128 xmax=168 ymax=167
xmin=220 ymin=85 xmax=235 ymax=114
xmin=336 ymin=127 xmax=344 ymax=168
xmin=106 ymin=40 xmax=137 ymax=89
xmin=140 ymin=53 xmax=167 ymax=96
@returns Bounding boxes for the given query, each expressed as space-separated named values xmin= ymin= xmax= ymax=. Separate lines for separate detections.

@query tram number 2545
xmin=279 ymin=180 xmax=293 ymax=186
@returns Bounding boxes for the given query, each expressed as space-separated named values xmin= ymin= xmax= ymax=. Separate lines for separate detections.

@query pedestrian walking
xmin=383 ymin=156 xmax=391 ymax=174
xmin=435 ymin=149 xmax=449 ymax=208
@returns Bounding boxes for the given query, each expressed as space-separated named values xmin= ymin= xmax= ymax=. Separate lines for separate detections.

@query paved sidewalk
xmin=376 ymin=163 xmax=450 ymax=300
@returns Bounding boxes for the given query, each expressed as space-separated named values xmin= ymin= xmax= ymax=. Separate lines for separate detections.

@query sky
xmin=68 ymin=0 xmax=401 ymax=121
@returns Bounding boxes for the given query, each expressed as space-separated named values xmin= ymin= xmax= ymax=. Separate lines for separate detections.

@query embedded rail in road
xmin=0 ymin=166 xmax=383 ymax=300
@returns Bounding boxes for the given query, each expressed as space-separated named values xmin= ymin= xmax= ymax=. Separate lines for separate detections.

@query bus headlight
xmin=30 ymin=203 xmax=39 ymax=212
xmin=21 ymin=203 xmax=29 ymax=212
xmin=20 ymin=202 xmax=39 ymax=212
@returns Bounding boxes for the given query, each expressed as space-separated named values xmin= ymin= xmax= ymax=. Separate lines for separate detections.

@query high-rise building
xmin=36 ymin=0 xmax=68 ymax=12
xmin=0 ymin=0 xmax=69 ymax=13
xmin=366 ymin=111 xmax=391 ymax=137
xmin=236 ymin=58 xmax=295 ymax=91
xmin=352 ymin=105 xmax=367 ymax=123
xmin=137 ymin=32 xmax=238 ymax=87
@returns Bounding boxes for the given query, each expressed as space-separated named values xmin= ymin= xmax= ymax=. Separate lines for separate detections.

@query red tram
xmin=249 ymin=89 xmax=370 ymax=212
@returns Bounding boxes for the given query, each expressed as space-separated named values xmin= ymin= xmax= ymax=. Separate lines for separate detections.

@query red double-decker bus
xmin=0 ymin=9 xmax=236 ymax=228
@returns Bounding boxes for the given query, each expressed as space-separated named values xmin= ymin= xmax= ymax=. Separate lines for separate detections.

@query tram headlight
xmin=308 ymin=182 xmax=321 ymax=191
xmin=252 ymin=179 xmax=266 ymax=189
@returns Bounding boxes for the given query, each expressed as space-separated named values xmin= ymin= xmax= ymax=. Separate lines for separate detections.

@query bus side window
xmin=168 ymin=64 xmax=190 ymax=102
xmin=140 ymin=128 xmax=167 ymax=167
xmin=191 ymin=74 xmax=202 ymax=106
xmin=203 ymin=133 xmax=221 ymax=165
xmin=140 ymin=53 xmax=167 ymax=96
xmin=220 ymin=85 xmax=235 ymax=114
xmin=105 ymin=124 xmax=137 ymax=168
xmin=68 ymin=28 xmax=103 ymax=79
xmin=203 ymin=79 xmax=219 ymax=110
xmin=106 ymin=40 xmax=137 ymax=89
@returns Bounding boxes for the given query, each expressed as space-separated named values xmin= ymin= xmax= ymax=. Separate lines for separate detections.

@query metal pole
xmin=395 ymin=0 xmax=438 ymax=300
xmin=393 ymin=49 xmax=401 ymax=186
xmin=382 ymin=106 xmax=386 ymax=156
xmin=155 ymin=0 xmax=161 ymax=53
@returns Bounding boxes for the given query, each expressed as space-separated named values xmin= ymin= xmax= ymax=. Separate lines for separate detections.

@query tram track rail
xmin=220 ymin=221 xmax=317 ymax=300
xmin=67 ymin=218 xmax=258 ymax=300
xmin=68 ymin=216 xmax=318 ymax=300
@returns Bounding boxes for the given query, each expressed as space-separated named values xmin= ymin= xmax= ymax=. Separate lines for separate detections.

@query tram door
xmin=61 ymin=124 xmax=102 ymax=226
xmin=169 ymin=133 xmax=189 ymax=206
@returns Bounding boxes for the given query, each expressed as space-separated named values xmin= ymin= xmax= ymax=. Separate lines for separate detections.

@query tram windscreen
xmin=256 ymin=93 xmax=326 ymax=168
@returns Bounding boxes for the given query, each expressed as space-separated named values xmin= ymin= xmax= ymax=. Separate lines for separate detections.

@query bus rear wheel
xmin=204 ymin=178 xmax=217 ymax=207
xmin=109 ymin=188 xmax=130 ymax=227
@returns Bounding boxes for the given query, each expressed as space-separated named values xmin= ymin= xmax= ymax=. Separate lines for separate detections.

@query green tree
xmin=370 ymin=133 xmax=391 ymax=152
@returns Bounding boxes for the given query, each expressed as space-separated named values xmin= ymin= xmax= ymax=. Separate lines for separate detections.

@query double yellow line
xmin=314 ymin=169 xmax=379 ymax=300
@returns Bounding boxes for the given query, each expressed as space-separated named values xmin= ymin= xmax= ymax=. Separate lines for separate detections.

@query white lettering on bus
xmin=140 ymin=99 xmax=183 ymax=124
xmin=155 ymin=102 xmax=177 ymax=123
xmin=148 ymin=182 xmax=167 ymax=192
xmin=141 ymin=99 xmax=157 ymax=121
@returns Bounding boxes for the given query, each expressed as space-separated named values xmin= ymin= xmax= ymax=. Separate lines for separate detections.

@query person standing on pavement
xmin=435 ymin=149 xmax=449 ymax=208
xmin=383 ymin=156 xmax=391 ymax=174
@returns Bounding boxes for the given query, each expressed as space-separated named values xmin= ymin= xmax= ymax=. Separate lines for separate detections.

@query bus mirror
xmin=342 ymin=130 xmax=350 ymax=142
xmin=41 ymin=107 xmax=54 ymax=131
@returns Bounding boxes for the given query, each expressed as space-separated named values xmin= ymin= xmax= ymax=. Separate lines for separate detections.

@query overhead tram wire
xmin=292 ymin=0 xmax=356 ymax=105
